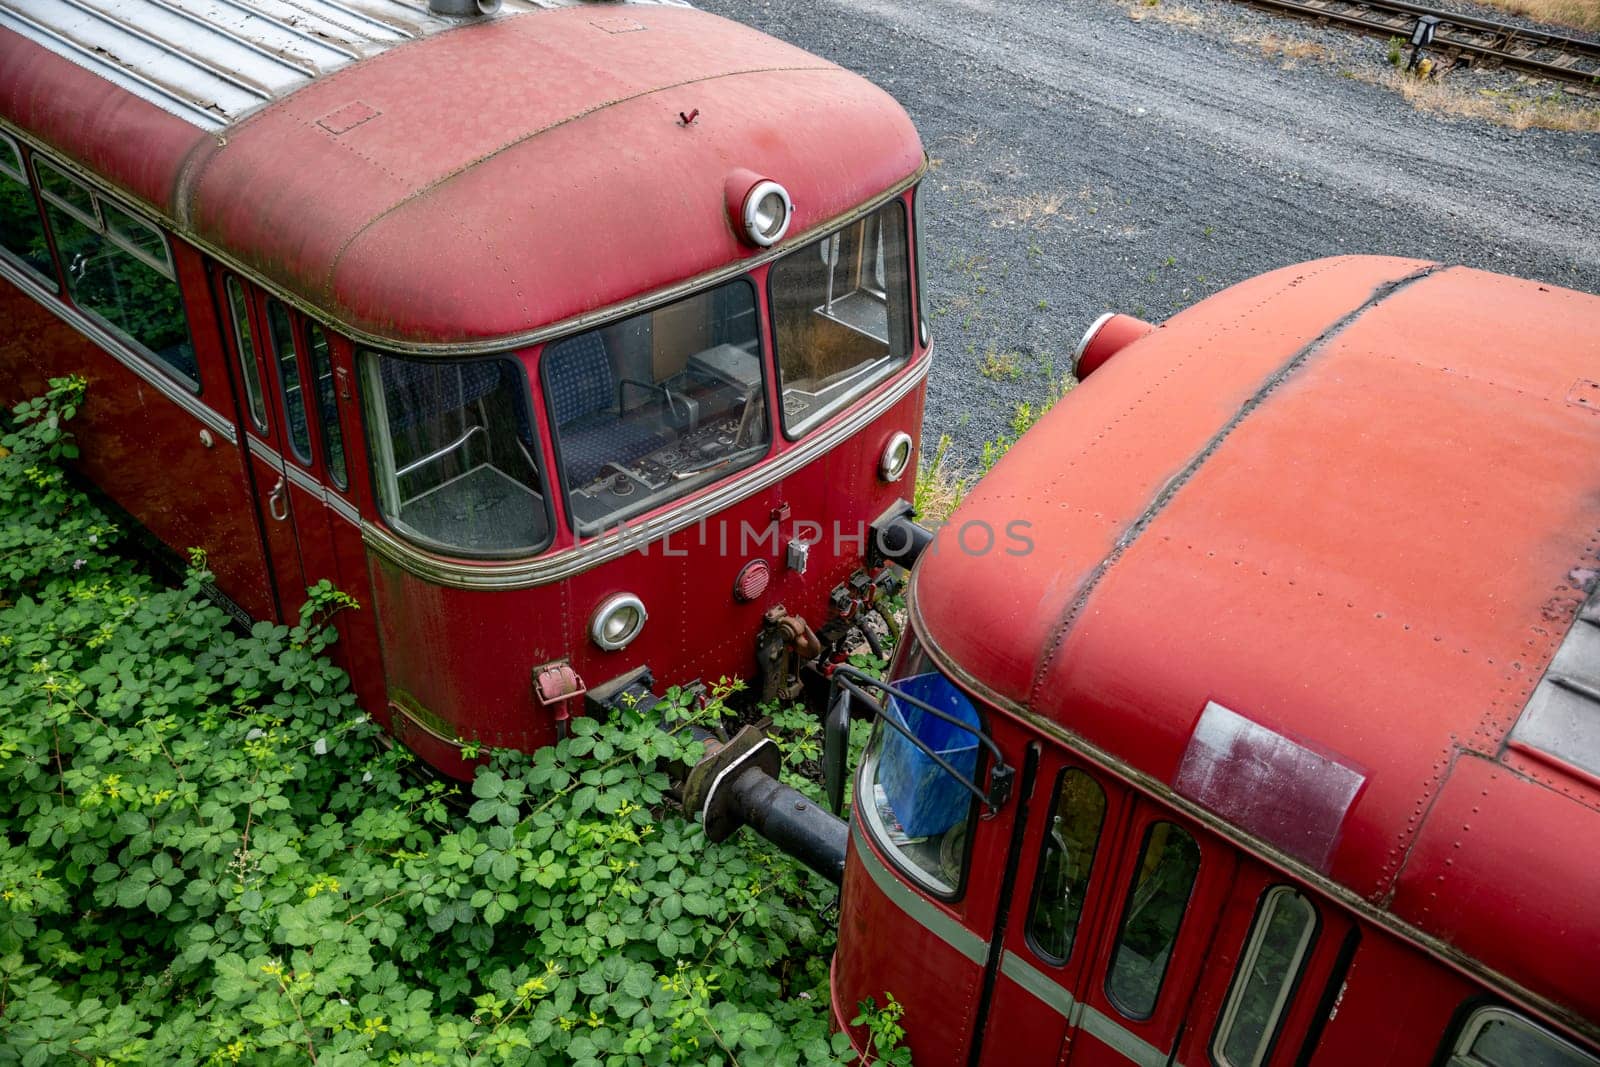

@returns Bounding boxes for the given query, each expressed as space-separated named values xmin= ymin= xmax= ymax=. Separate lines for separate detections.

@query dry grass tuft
xmin=1475 ymin=0 xmax=1600 ymax=32
xmin=1238 ymin=31 xmax=1335 ymax=63
xmin=914 ymin=435 xmax=968 ymax=525
xmin=1358 ymin=69 xmax=1600 ymax=132
xmin=988 ymin=191 xmax=1070 ymax=229
xmin=1123 ymin=0 xmax=1203 ymax=25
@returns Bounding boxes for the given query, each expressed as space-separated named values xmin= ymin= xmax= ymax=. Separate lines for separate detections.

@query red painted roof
xmin=915 ymin=256 xmax=1600 ymax=1033
xmin=0 ymin=5 xmax=922 ymax=347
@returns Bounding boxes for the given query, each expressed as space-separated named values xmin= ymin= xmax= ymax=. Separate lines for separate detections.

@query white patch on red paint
xmin=1174 ymin=701 xmax=1366 ymax=872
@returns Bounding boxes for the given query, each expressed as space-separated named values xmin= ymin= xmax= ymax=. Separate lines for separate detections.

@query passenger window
xmin=35 ymin=159 xmax=197 ymax=387
xmin=0 ymin=136 xmax=55 ymax=286
xmin=1446 ymin=1006 xmax=1597 ymax=1067
xmin=769 ymin=200 xmax=912 ymax=436
xmin=1106 ymin=821 xmax=1201 ymax=1019
xmin=1025 ymin=769 xmax=1107 ymax=964
xmin=364 ymin=352 xmax=549 ymax=557
xmin=544 ymin=279 xmax=767 ymax=534
xmin=307 ymin=325 xmax=347 ymax=490
xmin=225 ymin=278 xmax=268 ymax=433
xmin=1213 ymin=887 xmax=1318 ymax=1067
xmin=266 ymin=300 xmax=312 ymax=464
xmin=859 ymin=637 xmax=981 ymax=897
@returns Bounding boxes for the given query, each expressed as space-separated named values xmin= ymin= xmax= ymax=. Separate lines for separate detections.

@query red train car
xmin=823 ymin=257 xmax=1600 ymax=1065
xmin=0 ymin=0 xmax=932 ymax=777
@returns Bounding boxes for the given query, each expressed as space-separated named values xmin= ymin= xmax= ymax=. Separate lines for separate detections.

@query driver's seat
xmin=545 ymin=332 xmax=670 ymax=487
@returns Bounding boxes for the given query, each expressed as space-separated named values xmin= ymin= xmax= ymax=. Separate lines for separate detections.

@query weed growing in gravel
xmin=978 ymin=348 xmax=1023 ymax=382
xmin=1387 ymin=37 xmax=1405 ymax=68
xmin=916 ymin=378 xmax=1077 ymax=524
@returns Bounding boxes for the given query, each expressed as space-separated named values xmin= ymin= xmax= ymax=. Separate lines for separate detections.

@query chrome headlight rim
xmin=590 ymin=592 xmax=647 ymax=651
xmin=742 ymin=180 xmax=793 ymax=248
xmin=879 ymin=431 xmax=914 ymax=483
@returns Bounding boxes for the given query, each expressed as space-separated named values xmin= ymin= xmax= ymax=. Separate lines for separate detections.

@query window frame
xmin=767 ymin=197 xmax=915 ymax=442
xmin=31 ymin=154 xmax=199 ymax=392
xmin=1209 ymin=885 xmax=1320 ymax=1067
xmin=306 ymin=323 xmax=349 ymax=492
xmin=1441 ymin=1005 xmax=1598 ymax=1067
xmin=0 ymin=131 xmax=58 ymax=291
xmin=265 ymin=298 xmax=314 ymax=467
xmin=912 ymin=182 xmax=930 ymax=349
xmin=854 ymin=637 xmax=985 ymax=902
xmin=1104 ymin=819 xmax=1203 ymax=1022
xmin=539 ymin=276 xmax=770 ymax=537
xmin=1022 ymin=766 xmax=1110 ymax=967
xmin=360 ymin=348 xmax=555 ymax=560
xmin=223 ymin=275 xmax=270 ymax=435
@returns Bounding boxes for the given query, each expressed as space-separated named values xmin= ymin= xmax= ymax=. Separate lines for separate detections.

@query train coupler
xmin=680 ymin=723 xmax=846 ymax=884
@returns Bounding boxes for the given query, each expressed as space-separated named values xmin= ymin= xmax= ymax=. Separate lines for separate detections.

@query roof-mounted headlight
xmin=741 ymin=180 xmax=792 ymax=247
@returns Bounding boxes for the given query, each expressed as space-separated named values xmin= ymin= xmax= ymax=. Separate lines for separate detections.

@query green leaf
xmin=146 ymin=884 xmax=172 ymax=914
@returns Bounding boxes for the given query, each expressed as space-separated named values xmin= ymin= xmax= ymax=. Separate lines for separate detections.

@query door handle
xmin=268 ymin=477 xmax=289 ymax=522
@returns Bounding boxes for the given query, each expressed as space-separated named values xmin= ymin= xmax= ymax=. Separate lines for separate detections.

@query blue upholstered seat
xmin=544 ymin=332 xmax=669 ymax=486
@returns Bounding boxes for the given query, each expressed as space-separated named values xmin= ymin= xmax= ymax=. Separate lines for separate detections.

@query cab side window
xmin=0 ymin=135 xmax=54 ymax=286
xmin=1444 ymin=1006 xmax=1597 ymax=1067
xmin=35 ymin=159 xmax=197 ymax=388
xmin=1025 ymin=769 xmax=1108 ymax=964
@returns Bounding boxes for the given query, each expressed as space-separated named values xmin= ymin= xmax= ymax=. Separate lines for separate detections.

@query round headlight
xmin=590 ymin=593 xmax=647 ymax=651
xmin=879 ymin=431 xmax=914 ymax=483
xmin=742 ymin=180 xmax=792 ymax=247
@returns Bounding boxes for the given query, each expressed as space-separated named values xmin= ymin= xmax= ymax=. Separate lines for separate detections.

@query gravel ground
xmin=697 ymin=0 xmax=1600 ymax=469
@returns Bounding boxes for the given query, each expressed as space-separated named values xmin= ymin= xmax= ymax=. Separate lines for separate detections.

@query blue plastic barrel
xmin=878 ymin=672 xmax=980 ymax=838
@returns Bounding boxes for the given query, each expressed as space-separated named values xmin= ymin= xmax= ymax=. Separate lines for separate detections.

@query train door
xmin=214 ymin=269 xmax=306 ymax=622
xmin=976 ymin=751 xmax=1355 ymax=1067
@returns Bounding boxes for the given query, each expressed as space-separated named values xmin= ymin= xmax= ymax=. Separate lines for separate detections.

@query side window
xmin=0 ymin=135 xmax=55 ymax=285
xmin=225 ymin=277 xmax=268 ymax=433
xmin=1445 ymin=1006 xmax=1597 ymax=1067
xmin=363 ymin=351 xmax=549 ymax=557
xmin=1025 ymin=769 xmax=1108 ymax=964
xmin=307 ymin=325 xmax=347 ymax=490
xmin=35 ymin=159 xmax=197 ymax=388
xmin=1212 ymin=886 xmax=1318 ymax=1067
xmin=1106 ymin=821 xmax=1201 ymax=1020
xmin=266 ymin=299 xmax=312 ymax=465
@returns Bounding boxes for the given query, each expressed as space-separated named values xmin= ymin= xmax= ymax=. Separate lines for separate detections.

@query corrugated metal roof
xmin=0 ymin=0 xmax=690 ymax=130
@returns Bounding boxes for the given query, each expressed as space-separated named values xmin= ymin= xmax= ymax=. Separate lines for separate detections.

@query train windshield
xmin=859 ymin=637 xmax=981 ymax=896
xmin=362 ymin=353 xmax=550 ymax=558
xmin=769 ymin=200 xmax=913 ymax=436
xmin=544 ymin=280 xmax=768 ymax=534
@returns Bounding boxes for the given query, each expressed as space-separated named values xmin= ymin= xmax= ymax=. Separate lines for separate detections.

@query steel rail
xmin=1231 ymin=0 xmax=1600 ymax=95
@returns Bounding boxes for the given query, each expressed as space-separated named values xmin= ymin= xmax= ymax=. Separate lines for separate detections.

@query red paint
xmin=836 ymin=258 xmax=1600 ymax=1063
xmin=2 ymin=7 xmax=928 ymax=760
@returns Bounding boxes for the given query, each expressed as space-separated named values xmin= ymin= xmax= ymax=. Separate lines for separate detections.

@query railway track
xmin=1232 ymin=0 xmax=1600 ymax=96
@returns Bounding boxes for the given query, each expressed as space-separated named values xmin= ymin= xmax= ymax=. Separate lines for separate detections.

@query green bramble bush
xmin=0 ymin=378 xmax=902 ymax=1066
